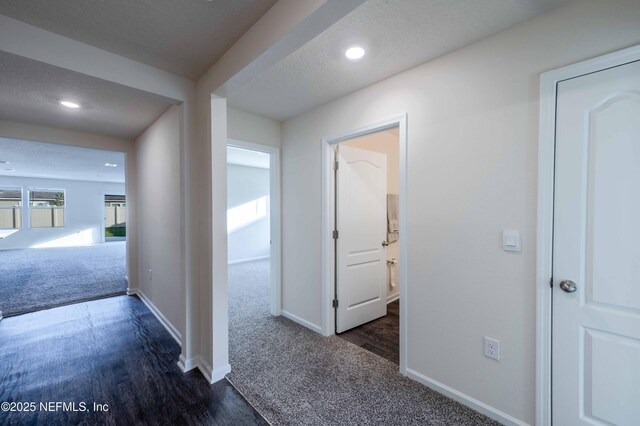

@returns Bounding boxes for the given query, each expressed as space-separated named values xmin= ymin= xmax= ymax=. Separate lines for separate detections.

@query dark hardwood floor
xmin=337 ymin=299 xmax=399 ymax=364
xmin=0 ymin=295 xmax=267 ymax=426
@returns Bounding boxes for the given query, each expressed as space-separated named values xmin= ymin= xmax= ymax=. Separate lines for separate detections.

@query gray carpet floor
xmin=227 ymin=259 xmax=499 ymax=425
xmin=0 ymin=242 xmax=127 ymax=317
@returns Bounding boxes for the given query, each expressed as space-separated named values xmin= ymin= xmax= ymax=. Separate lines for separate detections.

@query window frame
xmin=28 ymin=188 xmax=66 ymax=229
xmin=0 ymin=186 xmax=24 ymax=230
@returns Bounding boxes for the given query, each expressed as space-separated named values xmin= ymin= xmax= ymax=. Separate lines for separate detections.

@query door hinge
xmin=549 ymin=276 xmax=553 ymax=288
xmin=332 ymin=230 xmax=339 ymax=239
xmin=332 ymin=299 xmax=339 ymax=308
xmin=334 ymin=160 xmax=339 ymax=170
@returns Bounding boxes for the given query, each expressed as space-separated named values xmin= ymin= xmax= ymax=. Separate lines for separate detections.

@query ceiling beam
xmin=0 ymin=15 xmax=193 ymax=102
xmin=199 ymin=0 xmax=366 ymax=97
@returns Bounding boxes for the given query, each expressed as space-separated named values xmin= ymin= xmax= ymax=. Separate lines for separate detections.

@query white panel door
xmin=336 ymin=145 xmax=387 ymax=333
xmin=553 ymin=59 xmax=640 ymax=425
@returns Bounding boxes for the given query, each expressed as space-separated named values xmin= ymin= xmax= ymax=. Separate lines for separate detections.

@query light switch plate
xmin=502 ymin=230 xmax=521 ymax=252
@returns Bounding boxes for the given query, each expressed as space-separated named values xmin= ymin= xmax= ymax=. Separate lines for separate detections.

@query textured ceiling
xmin=0 ymin=51 xmax=176 ymax=139
xmin=0 ymin=137 xmax=126 ymax=183
xmin=227 ymin=146 xmax=270 ymax=169
xmin=226 ymin=0 xmax=569 ymax=121
xmin=0 ymin=0 xmax=278 ymax=80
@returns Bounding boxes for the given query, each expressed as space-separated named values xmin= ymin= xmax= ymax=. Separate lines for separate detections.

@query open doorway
xmin=226 ymin=139 xmax=282 ymax=376
xmin=0 ymin=137 xmax=128 ymax=318
xmin=226 ymin=139 xmax=281 ymax=316
xmin=226 ymin=143 xmax=272 ymax=344
xmin=332 ymin=128 xmax=401 ymax=364
xmin=322 ymin=114 xmax=408 ymax=371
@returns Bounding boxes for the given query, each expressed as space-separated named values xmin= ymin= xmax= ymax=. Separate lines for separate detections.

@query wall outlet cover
xmin=484 ymin=336 xmax=500 ymax=361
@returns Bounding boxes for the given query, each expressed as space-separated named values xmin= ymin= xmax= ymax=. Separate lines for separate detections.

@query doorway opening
xmin=333 ymin=128 xmax=401 ymax=364
xmin=226 ymin=139 xmax=281 ymax=323
xmin=322 ymin=113 xmax=408 ymax=372
xmin=0 ymin=137 xmax=128 ymax=318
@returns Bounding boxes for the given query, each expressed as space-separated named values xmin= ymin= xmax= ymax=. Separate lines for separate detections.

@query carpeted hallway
xmin=0 ymin=242 xmax=127 ymax=317
xmin=227 ymin=259 xmax=499 ymax=425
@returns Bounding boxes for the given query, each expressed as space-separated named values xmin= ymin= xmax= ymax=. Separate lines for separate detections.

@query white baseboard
xmin=196 ymin=356 xmax=231 ymax=384
xmin=178 ymin=354 xmax=199 ymax=373
xmin=405 ymin=368 xmax=530 ymax=426
xmin=281 ymin=310 xmax=323 ymax=334
xmin=127 ymin=287 xmax=138 ymax=296
xmin=177 ymin=354 xmax=230 ymax=385
xmin=387 ymin=293 xmax=399 ymax=303
xmin=197 ymin=357 xmax=214 ymax=383
xmin=136 ymin=290 xmax=182 ymax=347
xmin=228 ymin=255 xmax=270 ymax=265
xmin=209 ymin=363 xmax=232 ymax=384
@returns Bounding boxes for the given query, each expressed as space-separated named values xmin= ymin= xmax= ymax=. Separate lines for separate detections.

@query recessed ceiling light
xmin=4 ymin=168 xmax=15 ymax=172
xmin=345 ymin=46 xmax=366 ymax=61
xmin=0 ymin=160 xmax=9 ymax=164
xmin=104 ymin=163 xmax=118 ymax=168
xmin=60 ymin=100 xmax=80 ymax=109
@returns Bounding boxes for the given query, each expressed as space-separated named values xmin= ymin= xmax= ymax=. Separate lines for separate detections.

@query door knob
xmin=559 ymin=280 xmax=577 ymax=293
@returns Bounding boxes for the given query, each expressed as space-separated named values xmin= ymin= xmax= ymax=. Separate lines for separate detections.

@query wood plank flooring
xmin=0 ymin=295 xmax=267 ymax=425
xmin=337 ymin=299 xmax=399 ymax=364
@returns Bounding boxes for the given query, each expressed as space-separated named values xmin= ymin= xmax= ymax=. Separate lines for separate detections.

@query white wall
xmin=344 ymin=129 xmax=399 ymax=301
xmin=228 ymin=107 xmax=281 ymax=148
xmin=280 ymin=1 xmax=640 ymax=424
xmin=0 ymin=176 xmax=124 ymax=249
xmin=227 ymin=164 xmax=270 ymax=263
xmin=135 ymin=105 xmax=185 ymax=340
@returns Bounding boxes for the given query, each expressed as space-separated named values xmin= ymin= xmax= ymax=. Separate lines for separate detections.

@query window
xmin=0 ymin=188 xmax=22 ymax=229
xmin=30 ymin=190 xmax=65 ymax=228
xmin=104 ymin=195 xmax=126 ymax=238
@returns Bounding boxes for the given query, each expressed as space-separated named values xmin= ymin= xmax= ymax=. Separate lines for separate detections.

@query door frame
xmin=536 ymin=43 xmax=640 ymax=426
xmin=227 ymin=138 xmax=282 ymax=316
xmin=321 ymin=113 xmax=408 ymax=374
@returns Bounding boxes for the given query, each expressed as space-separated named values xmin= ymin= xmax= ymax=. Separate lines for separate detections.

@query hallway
xmin=227 ymin=260 xmax=497 ymax=425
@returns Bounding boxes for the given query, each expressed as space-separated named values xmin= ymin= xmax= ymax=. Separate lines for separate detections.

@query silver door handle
xmin=382 ymin=241 xmax=389 ymax=247
xmin=559 ymin=280 xmax=577 ymax=293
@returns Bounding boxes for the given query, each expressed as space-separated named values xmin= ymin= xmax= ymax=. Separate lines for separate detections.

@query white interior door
xmin=553 ymin=59 xmax=640 ymax=425
xmin=335 ymin=145 xmax=387 ymax=333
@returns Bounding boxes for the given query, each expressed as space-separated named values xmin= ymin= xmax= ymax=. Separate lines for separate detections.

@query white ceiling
xmin=0 ymin=137 xmax=126 ymax=183
xmin=0 ymin=51 xmax=177 ymax=139
xmin=226 ymin=0 xmax=569 ymax=121
xmin=227 ymin=146 xmax=270 ymax=169
xmin=0 ymin=0 xmax=278 ymax=80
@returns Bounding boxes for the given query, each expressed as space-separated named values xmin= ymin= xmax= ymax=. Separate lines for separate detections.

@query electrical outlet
xmin=484 ymin=337 xmax=500 ymax=361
